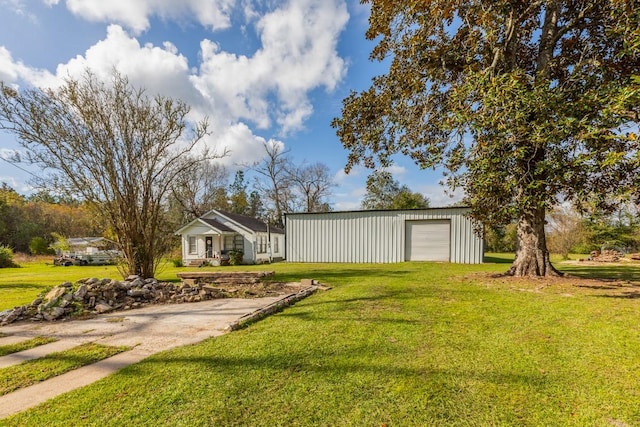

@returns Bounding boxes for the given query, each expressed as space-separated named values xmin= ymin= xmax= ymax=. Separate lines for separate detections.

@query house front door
xmin=205 ymin=236 xmax=213 ymax=258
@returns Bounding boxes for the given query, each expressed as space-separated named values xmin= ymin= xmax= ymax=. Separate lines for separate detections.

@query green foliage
xmin=333 ymin=0 xmax=640 ymax=275
xmin=361 ymin=170 xmax=429 ymax=210
xmin=0 ymin=244 xmax=19 ymax=268
xmin=29 ymin=237 xmax=54 ymax=255
xmin=484 ymin=224 xmax=517 ymax=253
xmin=580 ymin=211 xmax=640 ymax=253
xmin=0 ymin=184 xmax=105 ymax=253
xmin=229 ymin=170 xmax=250 ymax=215
xmin=171 ymin=258 xmax=183 ymax=268
xmin=248 ymin=190 xmax=264 ymax=218
xmin=227 ymin=250 xmax=244 ymax=265
xmin=48 ymin=232 xmax=71 ymax=254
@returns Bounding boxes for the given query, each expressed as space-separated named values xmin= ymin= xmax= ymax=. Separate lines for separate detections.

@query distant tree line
xmin=485 ymin=204 xmax=640 ymax=258
xmin=0 ymin=151 xmax=336 ymax=257
xmin=0 ymin=183 xmax=105 ymax=254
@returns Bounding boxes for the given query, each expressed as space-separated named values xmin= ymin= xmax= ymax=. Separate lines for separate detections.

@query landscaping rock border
xmin=0 ymin=272 xmax=302 ymax=326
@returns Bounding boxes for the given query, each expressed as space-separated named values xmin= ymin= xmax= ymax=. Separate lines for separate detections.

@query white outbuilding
xmin=284 ymin=207 xmax=483 ymax=264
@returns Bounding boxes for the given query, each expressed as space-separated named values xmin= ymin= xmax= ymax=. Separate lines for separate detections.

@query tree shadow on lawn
xmin=276 ymin=309 xmax=426 ymax=325
xmin=558 ymin=265 xmax=640 ymax=281
xmin=138 ymin=345 xmax=549 ymax=390
xmin=595 ymin=291 xmax=640 ymax=299
xmin=0 ymin=283 xmax=50 ymax=292
xmin=270 ymin=268 xmax=424 ymax=284
xmin=483 ymin=255 xmax=514 ymax=264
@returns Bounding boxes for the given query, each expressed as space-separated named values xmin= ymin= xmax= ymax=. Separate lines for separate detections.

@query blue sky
xmin=0 ymin=0 xmax=461 ymax=210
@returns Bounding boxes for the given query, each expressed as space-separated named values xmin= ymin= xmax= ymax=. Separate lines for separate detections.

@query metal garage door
xmin=405 ymin=220 xmax=451 ymax=261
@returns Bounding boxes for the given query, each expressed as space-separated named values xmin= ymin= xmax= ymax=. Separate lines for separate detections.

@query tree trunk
xmin=508 ymin=206 xmax=562 ymax=277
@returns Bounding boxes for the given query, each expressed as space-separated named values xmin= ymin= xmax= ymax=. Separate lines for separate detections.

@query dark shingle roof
xmin=200 ymin=217 xmax=235 ymax=233
xmin=216 ymin=210 xmax=284 ymax=234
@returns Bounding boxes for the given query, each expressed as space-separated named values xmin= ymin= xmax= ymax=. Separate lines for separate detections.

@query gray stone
xmin=128 ymin=288 xmax=149 ymax=297
xmin=44 ymin=286 xmax=67 ymax=303
xmin=94 ymin=303 xmax=113 ymax=313
xmin=73 ymin=284 xmax=88 ymax=300
xmin=43 ymin=306 xmax=65 ymax=321
xmin=0 ymin=308 xmax=21 ymax=325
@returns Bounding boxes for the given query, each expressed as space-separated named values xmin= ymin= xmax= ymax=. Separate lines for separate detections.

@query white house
xmin=175 ymin=210 xmax=285 ymax=266
xmin=285 ymin=207 xmax=484 ymax=264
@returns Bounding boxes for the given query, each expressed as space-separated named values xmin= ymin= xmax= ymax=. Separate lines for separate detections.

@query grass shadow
xmin=558 ymin=265 xmax=640 ymax=281
xmin=483 ymin=255 xmax=514 ymax=264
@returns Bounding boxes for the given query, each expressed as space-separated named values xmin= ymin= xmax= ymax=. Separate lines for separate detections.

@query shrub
xmin=171 ymin=258 xmax=184 ymax=267
xmin=29 ymin=237 xmax=55 ymax=255
xmin=0 ymin=245 xmax=19 ymax=268
xmin=228 ymin=250 xmax=244 ymax=265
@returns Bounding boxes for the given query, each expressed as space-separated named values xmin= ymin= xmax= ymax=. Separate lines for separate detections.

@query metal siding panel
xmin=285 ymin=207 xmax=482 ymax=264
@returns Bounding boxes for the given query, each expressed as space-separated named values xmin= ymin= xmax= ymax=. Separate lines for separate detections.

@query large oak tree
xmin=333 ymin=0 xmax=640 ymax=276
xmin=0 ymin=70 xmax=219 ymax=278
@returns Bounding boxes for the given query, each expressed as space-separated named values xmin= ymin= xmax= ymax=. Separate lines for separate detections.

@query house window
xmin=188 ymin=236 xmax=197 ymax=255
xmin=273 ymin=236 xmax=278 ymax=254
xmin=256 ymin=235 xmax=267 ymax=254
xmin=224 ymin=235 xmax=244 ymax=252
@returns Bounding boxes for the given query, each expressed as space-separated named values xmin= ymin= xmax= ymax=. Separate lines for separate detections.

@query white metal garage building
xmin=284 ymin=207 xmax=483 ymax=264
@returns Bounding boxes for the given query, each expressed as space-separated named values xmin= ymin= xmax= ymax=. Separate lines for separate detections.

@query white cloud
xmin=57 ymin=26 xmax=189 ymax=87
xmin=0 ymin=1 xmax=350 ymax=182
xmin=193 ymin=0 xmax=349 ymax=135
xmin=333 ymin=164 xmax=363 ymax=184
xmin=215 ymin=122 xmax=274 ymax=168
xmin=0 ymin=46 xmax=55 ymax=87
xmin=417 ymin=184 xmax=465 ymax=207
xmin=62 ymin=0 xmax=235 ymax=35
xmin=333 ymin=185 xmax=365 ymax=210
xmin=381 ymin=164 xmax=407 ymax=176
xmin=3 ymin=0 xmax=38 ymax=20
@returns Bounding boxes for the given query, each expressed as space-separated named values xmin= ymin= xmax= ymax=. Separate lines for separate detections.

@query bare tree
xmin=287 ymin=162 xmax=334 ymax=212
xmin=170 ymin=160 xmax=229 ymax=221
xmin=546 ymin=204 xmax=584 ymax=260
xmin=251 ymin=142 xmax=294 ymax=226
xmin=0 ymin=70 xmax=224 ymax=278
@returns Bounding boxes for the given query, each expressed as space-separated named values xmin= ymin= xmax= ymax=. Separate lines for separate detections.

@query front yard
xmin=1 ymin=257 xmax=640 ymax=425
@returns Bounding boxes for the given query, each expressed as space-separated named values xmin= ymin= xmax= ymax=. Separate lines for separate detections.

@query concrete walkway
xmin=0 ymin=294 xmax=292 ymax=419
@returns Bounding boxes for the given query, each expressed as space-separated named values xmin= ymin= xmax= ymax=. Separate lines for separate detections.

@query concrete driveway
xmin=0 ymin=294 xmax=296 ymax=418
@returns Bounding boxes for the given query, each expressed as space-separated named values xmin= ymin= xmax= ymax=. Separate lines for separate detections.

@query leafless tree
xmin=0 ymin=69 xmax=225 ymax=278
xmin=170 ymin=160 xmax=229 ymax=221
xmin=251 ymin=142 xmax=294 ymax=226
xmin=546 ymin=204 xmax=584 ymax=260
xmin=287 ymin=162 xmax=334 ymax=212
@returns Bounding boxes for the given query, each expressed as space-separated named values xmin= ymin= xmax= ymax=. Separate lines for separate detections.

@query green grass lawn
xmin=0 ymin=343 xmax=129 ymax=396
xmin=2 ymin=257 xmax=639 ymax=426
xmin=0 ymin=337 xmax=58 ymax=357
